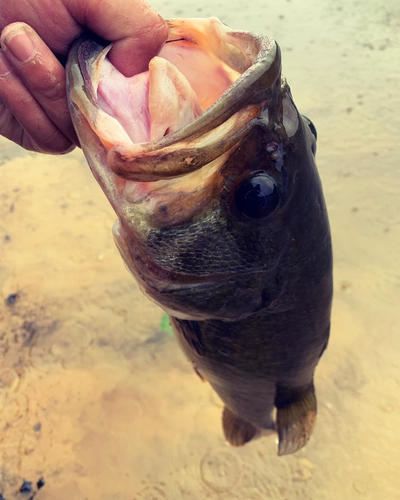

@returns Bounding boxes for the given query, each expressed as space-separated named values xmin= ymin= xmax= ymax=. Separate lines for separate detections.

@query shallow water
xmin=0 ymin=0 xmax=399 ymax=498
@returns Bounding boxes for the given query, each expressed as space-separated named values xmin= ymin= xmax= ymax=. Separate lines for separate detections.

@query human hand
xmin=0 ymin=0 xmax=167 ymax=153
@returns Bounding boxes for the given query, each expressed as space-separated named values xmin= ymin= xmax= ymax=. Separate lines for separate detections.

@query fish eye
xmin=302 ymin=115 xmax=317 ymax=140
xmin=235 ymin=174 xmax=280 ymax=219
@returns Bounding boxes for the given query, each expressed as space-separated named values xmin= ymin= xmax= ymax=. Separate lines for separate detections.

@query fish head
xmin=67 ymin=18 xmax=323 ymax=322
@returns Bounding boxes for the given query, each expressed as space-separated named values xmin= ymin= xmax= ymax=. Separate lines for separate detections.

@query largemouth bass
xmin=66 ymin=18 xmax=333 ymax=455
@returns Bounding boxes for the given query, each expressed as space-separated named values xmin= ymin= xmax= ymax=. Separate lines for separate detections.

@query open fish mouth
xmin=66 ymin=17 xmax=282 ymax=210
xmin=66 ymin=18 xmax=292 ymax=318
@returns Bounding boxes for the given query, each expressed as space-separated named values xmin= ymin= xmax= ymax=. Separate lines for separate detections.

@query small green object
xmin=160 ymin=314 xmax=174 ymax=335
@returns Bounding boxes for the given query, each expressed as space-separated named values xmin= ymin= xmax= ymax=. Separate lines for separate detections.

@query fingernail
xmin=4 ymin=26 xmax=36 ymax=63
xmin=0 ymin=51 xmax=13 ymax=77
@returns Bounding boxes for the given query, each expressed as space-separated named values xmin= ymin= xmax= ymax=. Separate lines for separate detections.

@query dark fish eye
xmin=235 ymin=174 xmax=280 ymax=219
xmin=302 ymin=115 xmax=317 ymax=140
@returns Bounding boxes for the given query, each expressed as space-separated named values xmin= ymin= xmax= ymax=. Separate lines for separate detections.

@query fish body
xmin=66 ymin=18 xmax=333 ymax=455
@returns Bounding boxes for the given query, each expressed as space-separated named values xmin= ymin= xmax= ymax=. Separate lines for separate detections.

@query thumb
xmin=66 ymin=0 xmax=168 ymax=76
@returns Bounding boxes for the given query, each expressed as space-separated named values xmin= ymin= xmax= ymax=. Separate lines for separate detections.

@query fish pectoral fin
xmin=222 ymin=406 xmax=258 ymax=447
xmin=276 ymin=384 xmax=317 ymax=456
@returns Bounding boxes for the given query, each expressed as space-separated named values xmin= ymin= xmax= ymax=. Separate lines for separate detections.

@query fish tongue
xmin=148 ymin=57 xmax=203 ymax=141
xmin=98 ymin=58 xmax=151 ymax=145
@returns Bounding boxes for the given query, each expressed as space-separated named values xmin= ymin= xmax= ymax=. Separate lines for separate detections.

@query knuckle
xmin=0 ymin=100 xmax=18 ymax=141
xmin=21 ymin=133 xmax=41 ymax=152
xmin=126 ymin=15 xmax=168 ymax=45
xmin=19 ymin=52 xmax=67 ymax=102
xmin=148 ymin=15 xmax=169 ymax=40
xmin=152 ymin=20 xmax=169 ymax=49
xmin=34 ymin=75 xmax=66 ymax=103
xmin=4 ymin=48 xmax=67 ymax=103
xmin=0 ymin=96 xmax=8 ymax=118
xmin=14 ymin=92 xmax=33 ymax=109
xmin=33 ymin=129 xmax=73 ymax=154
xmin=0 ymin=97 xmax=72 ymax=154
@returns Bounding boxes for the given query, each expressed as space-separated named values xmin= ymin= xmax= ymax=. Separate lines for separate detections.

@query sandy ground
xmin=0 ymin=0 xmax=399 ymax=498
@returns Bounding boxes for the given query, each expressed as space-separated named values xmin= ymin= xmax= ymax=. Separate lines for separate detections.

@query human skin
xmin=0 ymin=0 xmax=167 ymax=153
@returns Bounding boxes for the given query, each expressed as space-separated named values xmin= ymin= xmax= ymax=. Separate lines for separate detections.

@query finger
xmin=0 ymin=49 xmax=73 ymax=154
xmin=0 ymin=96 xmax=35 ymax=151
xmin=1 ymin=22 xmax=79 ymax=146
xmin=0 ymin=1 xmax=81 ymax=55
xmin=65 ymin=0 xmax=168 ymax=76
xmin=0 ymin=102 xmax=68 ymax=153
xmin=0 ymin=96 xmax=72 ymax=153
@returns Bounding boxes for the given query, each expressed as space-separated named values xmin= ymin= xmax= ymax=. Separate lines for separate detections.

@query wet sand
xmin=0 ymin=0 xmax=399 ymax=498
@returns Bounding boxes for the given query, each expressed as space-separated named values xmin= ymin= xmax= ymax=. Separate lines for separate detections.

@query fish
xmin=66 ymin=18 xmax=333 ymax=456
